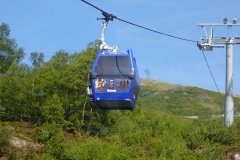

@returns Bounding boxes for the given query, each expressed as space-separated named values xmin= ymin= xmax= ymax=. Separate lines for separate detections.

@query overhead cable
xmin=115 ymin=17 xmax=198 ymax=43
xmin=81 ymin=0 xmax=198 ymax=43
xmin=201 ymin=50 xmax=224 ymax=100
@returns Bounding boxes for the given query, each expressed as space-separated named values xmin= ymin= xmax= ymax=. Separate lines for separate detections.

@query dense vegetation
xmin=1 ymin=23 xmax=240 ymax=159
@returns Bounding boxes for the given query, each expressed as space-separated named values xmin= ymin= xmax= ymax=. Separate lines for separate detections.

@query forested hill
xmin=2 ymin=22 xmax=240 ymax=159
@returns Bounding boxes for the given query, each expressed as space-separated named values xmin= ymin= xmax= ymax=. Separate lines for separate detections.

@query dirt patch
xmin=10 ymin=136 xmax=43 ymax=151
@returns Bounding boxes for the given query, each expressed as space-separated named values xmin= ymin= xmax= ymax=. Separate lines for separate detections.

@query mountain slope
xmin=140 ymin=78 xmax=240 ymax=117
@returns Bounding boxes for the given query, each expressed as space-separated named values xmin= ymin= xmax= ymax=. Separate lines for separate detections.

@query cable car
xmin=86 ymin=15 xmax=141 ymax=110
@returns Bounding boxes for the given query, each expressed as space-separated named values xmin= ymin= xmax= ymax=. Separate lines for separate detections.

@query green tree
xmin=59 ymin=46 xmax=97 ymax=128
xmin=40 ymin=94 xmax=65 ymax=124
xmin=0 ymin=61 xmax=32 ymax=121
xmin=49 ymin=50 xmax=70 ymax=71
xmin=0 ymin=23 xmax=10 ymax=37
xmin=29 ymin=52 xmax=44 ymax=68
xmin=0 ymin=23 xmax=25 ymax=73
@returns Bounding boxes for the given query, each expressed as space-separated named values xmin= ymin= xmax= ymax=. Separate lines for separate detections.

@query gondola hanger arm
xmin=98 ymin=20 xmax=118 ymax=53
xmin=81 ymin=0 xmax=118 ymax=53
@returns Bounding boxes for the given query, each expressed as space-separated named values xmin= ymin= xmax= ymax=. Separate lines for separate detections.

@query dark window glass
xmin=94 ymin=56 xmax=132 ymax=77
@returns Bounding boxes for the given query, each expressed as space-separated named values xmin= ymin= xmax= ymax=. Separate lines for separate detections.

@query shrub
xmin=0 ymin=125 xmax=14 ymax=154
xmin=203 ymin=119 xmax=237 ymax=145
xmin=150 ymin=132 xmax=194 ymax=159
xmin=37 ymin=122 xmax=64 ymax=158
xmin=61 ymin=137 xmax=131 ymax=160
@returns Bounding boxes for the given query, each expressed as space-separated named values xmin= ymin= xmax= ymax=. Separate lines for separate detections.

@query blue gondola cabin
xmin=87 ymin=49 xmax=141 ymax=110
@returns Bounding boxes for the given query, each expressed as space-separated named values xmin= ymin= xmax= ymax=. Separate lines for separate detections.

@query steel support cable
xmin=201 ymin=49 xmax=224 ymax=100
xmin=81 ymin=0 xmax=198 ymax=43
xmin=115 ymin=17 xmax=198 ymax=43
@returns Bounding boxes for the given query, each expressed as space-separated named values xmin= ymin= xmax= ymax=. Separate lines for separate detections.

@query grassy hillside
xmin=140 ymin=78 xmax=240 ymax=117
xmin=1 ymin=79 xmax=240 ymax=159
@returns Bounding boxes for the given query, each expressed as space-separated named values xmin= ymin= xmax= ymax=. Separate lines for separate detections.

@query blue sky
xmin=1 ymin=0 xmax=240 ymax=93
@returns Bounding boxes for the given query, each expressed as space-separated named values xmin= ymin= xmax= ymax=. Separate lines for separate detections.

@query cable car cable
xmin=81 ymin=0 xmax=198 ymax=43
xmin=115 ymin=17 xmax=198 ymax=43
xmin=201 ymin=49 xmax=224 ymax=101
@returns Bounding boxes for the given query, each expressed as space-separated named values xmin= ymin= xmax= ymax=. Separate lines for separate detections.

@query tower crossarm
xmin=201 ymin=38 xmax=240 ymax=44
xmin=198 ymin=23 xmax=240 ymax=27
